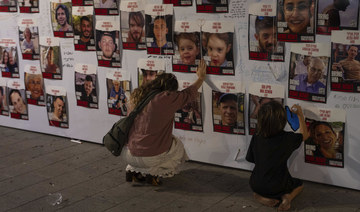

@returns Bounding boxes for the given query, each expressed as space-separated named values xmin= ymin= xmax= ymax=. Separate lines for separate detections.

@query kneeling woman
xmin=121 ymin=60 xmax=206 ymax=185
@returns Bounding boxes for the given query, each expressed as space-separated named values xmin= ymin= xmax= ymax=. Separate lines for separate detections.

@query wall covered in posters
xmin=0 ymin=0 xmax=360 ymax=190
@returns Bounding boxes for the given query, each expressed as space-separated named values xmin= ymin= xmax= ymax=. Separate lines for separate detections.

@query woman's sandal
xmin=146 ymin=174 xmax=162 ymax=186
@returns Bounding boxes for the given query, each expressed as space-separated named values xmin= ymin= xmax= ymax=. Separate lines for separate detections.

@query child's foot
xmin=253 ymin=193 xmax=279 ymax=207
xmin=278 ymin=194 xmax=291 ymax=211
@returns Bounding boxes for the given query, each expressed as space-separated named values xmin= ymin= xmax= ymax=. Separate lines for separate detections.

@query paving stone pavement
xmin=0 ymin=126 xmax=360 ymax=212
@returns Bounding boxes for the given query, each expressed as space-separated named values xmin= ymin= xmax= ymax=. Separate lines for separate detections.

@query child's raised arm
xmin=291 ymin=104 xmax=309 ymax=141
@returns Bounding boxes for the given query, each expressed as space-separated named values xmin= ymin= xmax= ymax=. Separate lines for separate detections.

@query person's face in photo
xmin=220 ymin=99 xmax=237 ymax=126
xmin=153 ymin=18 xmax=168 ymax=43
xmin=112 ymin=80 xmax=120 ymax=92
xmin=2 ymin=51 xmax=9 ymax=65
xmin=46 ymin=48 xmax=54 ymax=65
xmin=307 ymin=59 xmax=324 ymax=84
xmin=53 ymin=97 xmax=64 ymax=118
xmin=303 ymin=55 xmax=311 ymax=66
xmin=255 ymin=26 xmax=277 ymax=53
xmin=313 ymin=124 xmax=337 ymax=151
xmin=179 ymin=38 xmax=199 ymax=65
xmin=10 ymin=91 xmax=26 ymax=114
xmin=81 ymin=19 xmax=92 ymax=39
xmin=56 ymin=7 xmax=67 ymax=27
xmin=283 ymin=0 xmax=311 ymax=33
xmin=99 ymin=34 xmax=115 ymax=60
xmin=24 ymin=28 xmax=32 ymax=41
xmin=8 ymin=52 xmax=15 ymax=65
xmin=207 ymin=34 xmax=231 ymax=67
xmin=27 ymin=75 xmax=42 ymax=99
xmin=334 ymin=0 xmax=350 ymax=11
xmin=129 ymin=16 xmax=143 ymax=42
xmin=84 ymin=80 xmax=93 ymax=96
xmin=347 ymin=46 xmax=358 ymax=60
xmin=142 ymin=70 xmax=157 ymax=84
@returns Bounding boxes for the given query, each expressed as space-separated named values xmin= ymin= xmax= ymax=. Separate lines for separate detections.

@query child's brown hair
xmin=256 ymin=100 xmax=286 ymax=138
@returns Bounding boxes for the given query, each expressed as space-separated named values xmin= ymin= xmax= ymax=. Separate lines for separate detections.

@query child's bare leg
xmin=278 ymin=185 xmax=304 ymax=211
xmin=253 ymin=193 xmax=280 ymax=207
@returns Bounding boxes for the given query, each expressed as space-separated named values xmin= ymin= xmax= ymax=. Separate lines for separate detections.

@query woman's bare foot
xmin=253 ymin=193 xmax=280 ymax=207
xmin=278 ymin=194 xmax=291 ymax=211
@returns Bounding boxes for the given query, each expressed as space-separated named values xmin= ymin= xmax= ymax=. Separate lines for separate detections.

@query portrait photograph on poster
xmin=196 ymin=0 xmax=228 ymax=13
xmin=331 ymin=30 xmax=360 ymax=93
xmin=18 ymin=18 xmax=40 ymax=60
xmin=137 ymin=58 xmax=165 ymax=87
xmin=106 ymin=69 xmax=130 ymax=116
xmin=24 ymin=65 xmax=45 ymax=106
xmin=0 ymin=79 xmax=9 ymax=116
xmin=93 ymin=0 xmax=118 ymax=15
xmin=163 ymin=0 xmax=192 ymax=7
xmin=72 ymin=0 xmax=93 ymax=6
xmin=120 ymin=1 xmax=146 ymax=50
xmin=317 ymin=0 xmax=359 ymax=35
xmin=277 ymin=0 xmax=315 ymax=42
xmin=288 ymin=43 xmax=330 ymax=103
xmin=74 ymin=64 xmax=98 ymax=109
xmin=248 ymin=2 xmax=284 ymax=62
xmin=7 ymin=79 xmax=28 ymax=120
xmin=0 ymin=39 xmax=19 ymax=78
xmin=18 ymin=0 xmax=39 ymax=13
xmin=202 ymin=21 xmax=234 ymax=75
xmin=248 ymin=83 xmax=284 ymax=135
xmin=0 ymin=0 xmax=17 ymax=12
xmin=304 ymin=107 xmax=346 ymax=168
xmin=50 ymin=0 xmax=74 ymax=38
xmin=96 ymin=20 xmax=121 ymax=68
xmin=173 ymin=21 xmax=201 ymax=73
xmin=46 ymin=86 xmax=69 ymax=128
xmin=145 ymin=4 xmax=174 ymax=55
xmin=212 ymin=91 xmax=245 ymax=135
xmin=73 ymin=6 xmax=95 ymax=51
xmin=174 ymin=80 xmax=203 ymax=132
xmin=39 ymin=37 xmax=62 ymax=80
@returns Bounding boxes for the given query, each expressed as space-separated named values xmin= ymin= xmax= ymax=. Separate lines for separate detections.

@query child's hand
xmin=291 ymin=104 xmax=303 ymax=116
xmin=196 ymin=59 xmax=207 ymax=81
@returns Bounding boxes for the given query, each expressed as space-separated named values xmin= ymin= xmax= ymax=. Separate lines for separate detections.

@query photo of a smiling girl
xmin=173 ymin=32 xmax=201 ymax=73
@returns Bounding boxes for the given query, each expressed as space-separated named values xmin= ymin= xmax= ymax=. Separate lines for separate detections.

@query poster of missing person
xmin=7 ymin=79 xmax=28 ymax=120
xmin=0 ymin=78 xmax=9 ymax=116
xmin=120 ymin=0 xmax=146 ymax=50
xmin=96 ymin=20 xmax=121 ymax=68
xmin=0 ymin=38 xmax=19 ymax=78
xmin=50 ymin=0 xmax=74 ymax=38
xmin=19 ymin=0 xmax=39 ymax=13
xmin=173 ymin=21 xmax=201 ymax=73
xmin=145 ymin=4 xmax=174 ymax=55
xmin=94 ymin=0 xmax=118 ymax=15
xmin=288 ymin=43 xmax=330 ymax=103
xmin=39 ymin=37 xmax=62 ymax=80
xmin=75 ymin=64 xmax=98 ymax=109
xmin=106 ymin=69 xmax=130 ymax=116
xmin=73 ymin=6 xmax=95 ymax=51
xmin=331 ymin=30 xmax=360 ymax=93
xmin=137 ymin=58 xmax=165 ymax=86
xmin=174 ymin=80 xmax=203 ymax=132
xmin=304 ymin=106 xmax=346 ymax=168
xmin=0 ymin=0 xmax=17 ymax=12
xmin=196 ymin=0 xmax=228 ymax=13
xmin=317 ymin=0 xmax=359 ymax=35
xmin=72 ymin=0 xmax=93 ymax=6
xmin=202 ymin=21 xmax=234 ymax=75
xmin=277 ymin=0 xmax=315 ymax=42
xmin=248 ymin=83 xmax=284 ymax=135
xmin=18 ymin=18 xmax=40 ymax=60
xmin=46 ymin=85 xmax=69 ymax=128
xmin=163 ymin=0 xmax=192 ymax=7
xmin=248 ymin=2 xmax=285 ymax=62
xmin=212 ymin=81 xmax=245 ymax=135
xmin=24 ymin=64 xmax=45 ymax=106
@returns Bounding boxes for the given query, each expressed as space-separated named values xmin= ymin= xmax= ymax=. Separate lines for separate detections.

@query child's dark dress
xmin=246 ymin=131 xmax=303 ymax=200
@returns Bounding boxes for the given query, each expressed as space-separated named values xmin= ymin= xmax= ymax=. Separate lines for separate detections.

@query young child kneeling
xmin=246 ymin=101 xmax=308 ymax=211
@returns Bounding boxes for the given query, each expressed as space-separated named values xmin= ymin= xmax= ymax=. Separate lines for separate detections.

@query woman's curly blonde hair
xmin=130 ymin=73 xmax=178 ymax=108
